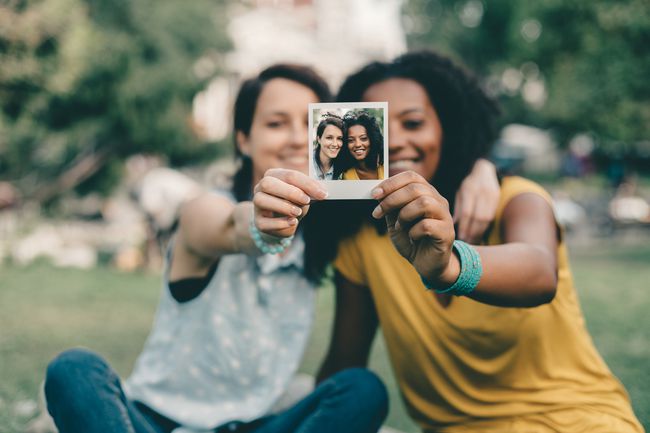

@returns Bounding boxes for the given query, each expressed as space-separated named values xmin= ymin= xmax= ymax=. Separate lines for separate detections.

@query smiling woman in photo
xmin=341 ymin=111 xmax=385 ymax=180
xmin=313 ymin=114 xmax=344 ymax=180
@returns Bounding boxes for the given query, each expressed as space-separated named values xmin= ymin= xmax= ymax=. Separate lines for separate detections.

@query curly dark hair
xmin=339 ymin=110 xmax=384 ymax=174
xmin=337 ymin=51 xmax=498 ymax=200
xmin=314 ymin=114 xmax=345 ymax=179
xmin=303 ymin=50 xmax=500 ymax=279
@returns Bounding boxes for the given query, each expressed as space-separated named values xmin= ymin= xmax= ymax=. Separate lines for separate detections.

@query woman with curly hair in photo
xmin=340 ymin=111 xmax=385 ymax=181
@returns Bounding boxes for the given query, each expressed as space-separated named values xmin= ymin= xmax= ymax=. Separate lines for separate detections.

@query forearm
xmin=439 ymin=243 xmax=558 ymax=307
xmin=178 ymin=193 xmax=255 ymax=261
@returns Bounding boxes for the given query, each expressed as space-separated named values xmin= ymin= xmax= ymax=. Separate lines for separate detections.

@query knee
xmin=45 ymin=348 xmax=108 ymax=401
xmin=331 ymin=368 xmax=388 ymax=418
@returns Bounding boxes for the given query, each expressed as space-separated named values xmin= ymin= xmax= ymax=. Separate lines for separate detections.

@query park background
xmin=1 ymin=0 xmax=649 ymax=432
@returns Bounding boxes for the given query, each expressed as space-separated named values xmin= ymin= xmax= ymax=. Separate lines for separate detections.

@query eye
xmin=267 ymin=119 xmax=286 ymax=128
xmin=403 ymin=119 xmax=423 ymax=130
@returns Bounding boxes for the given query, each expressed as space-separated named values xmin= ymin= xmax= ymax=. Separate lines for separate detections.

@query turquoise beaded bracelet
xmin=249 ymin=218 xmax=293 ymax=255
xmin=420 ymin=240 xmax=482 ymax=296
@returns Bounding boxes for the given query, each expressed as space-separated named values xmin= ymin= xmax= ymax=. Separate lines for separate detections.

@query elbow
xmin=525 ymin=265 xmax=558 ymax=307
xmin=526 ymin=246 xmax=558 ymax=307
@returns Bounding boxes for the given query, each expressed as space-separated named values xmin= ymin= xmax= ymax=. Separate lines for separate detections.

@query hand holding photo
xmin=308 ymin=102 xmax=388 ymax=199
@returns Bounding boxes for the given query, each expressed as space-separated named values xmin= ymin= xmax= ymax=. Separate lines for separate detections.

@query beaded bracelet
xmin=249 ymin=217 xmax=294 ymax=255
xmin=420 ymin=240 xmax=482 ymax=296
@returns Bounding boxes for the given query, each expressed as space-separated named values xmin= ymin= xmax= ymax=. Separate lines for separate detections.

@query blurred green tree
xmin=403 ymin=0 xmax=650 ymax=156
xmin=0 ymin=0 xmax=230 ymax=202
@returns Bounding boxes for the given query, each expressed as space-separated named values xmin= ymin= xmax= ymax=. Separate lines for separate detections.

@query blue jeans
xmin=45 ymin=348 xmax=388 ymax=433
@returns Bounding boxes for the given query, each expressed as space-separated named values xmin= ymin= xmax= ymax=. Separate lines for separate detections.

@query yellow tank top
xmin=334 ymin=176 xmax=643 ymax=433
xmin=342 ymin=164 xmax=384 ymax=180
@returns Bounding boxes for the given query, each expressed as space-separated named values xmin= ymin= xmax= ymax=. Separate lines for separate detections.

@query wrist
xmin=232 ymin=202 xmax=255 ymax=253
xmin=249 ymin=207 xmax=294 ymax=255
xmin=438 ymin=249 xmax=461 ymax=287
xmin=420 ymin=249 xmax=460 ymax=290
xmin=420 ymin=240 xmax=482 ymax=296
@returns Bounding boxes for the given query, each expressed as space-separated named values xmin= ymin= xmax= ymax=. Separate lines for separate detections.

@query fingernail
xmin=318 ymin=189 xmax=328 ymax=200
xmin=394 ymin=220 xmax=401 ymax=231
xmin=301 ymin=194 xmax=311 ymax=204
xmin=371 ymin=205 xmax=382 ymax=219
xmin=288 ymin=217 xmax=298 ymax=226
xmin=371 ymin=188 xmax=383 ymax=199
xmin=292 ymin=207 xmax=302 ymax=216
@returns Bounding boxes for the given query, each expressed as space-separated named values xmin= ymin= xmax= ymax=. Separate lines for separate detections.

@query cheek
xmin=419 ymin=133 xmax=442 ymax=178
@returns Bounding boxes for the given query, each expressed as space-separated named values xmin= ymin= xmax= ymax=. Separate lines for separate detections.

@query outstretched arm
xmin=372 ymin=171 xmax=558 ymax=308
xmin=316 ymin=271 xmax=379 ymax=383
xmin=170 ymin=169 xmax=327 ymax=281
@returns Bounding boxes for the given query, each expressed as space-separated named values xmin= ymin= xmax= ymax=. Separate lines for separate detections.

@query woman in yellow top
xmin=341 ymin=111 xmax=385 ymax=180
xmin=314 ymin=51 xmax=644 ymax=432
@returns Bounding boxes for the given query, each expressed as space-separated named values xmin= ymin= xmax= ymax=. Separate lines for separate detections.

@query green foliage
xmin=403 ymin=0 xmax=650 ymax=154
xmin=0 ymin=0 xmax=230 ymax=200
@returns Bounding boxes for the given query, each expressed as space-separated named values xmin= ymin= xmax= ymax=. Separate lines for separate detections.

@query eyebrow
xmin=261 ymin=111 xmax=290 ymax=117
xmin=398 ymin=108 xmax=425 ymax=116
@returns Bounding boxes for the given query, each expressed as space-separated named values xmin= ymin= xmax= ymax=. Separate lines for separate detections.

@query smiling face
xmin=317 ymin=124 xmax=343 ymax=160
xmin=362 ymin=78 xmax=442 ymax=180
xmin=237 ymin=78 xmax=319 ymax=186
xmin=347 ymin=124 xmax=371 ymax=161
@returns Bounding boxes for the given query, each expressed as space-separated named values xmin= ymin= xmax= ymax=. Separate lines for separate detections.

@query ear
xmin=236 ymin=131 xmax=251 ymax=157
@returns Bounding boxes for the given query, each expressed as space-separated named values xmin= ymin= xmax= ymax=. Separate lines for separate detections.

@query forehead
xmin=362 ymin=78 xmax=432 ymax=112
xmin=323 ymin=124 xmax=342 ymax=134
xmin=347 ymin=124 xmax=367 ymax=135
xmin=256 ymin=78 xmax=319 ymax=115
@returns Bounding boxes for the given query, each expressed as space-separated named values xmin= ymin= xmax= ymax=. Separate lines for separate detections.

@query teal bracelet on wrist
xmin=420 ymin=240 xmax=482 ymax=296
xmin=249 ymin=218 xmax=293 ymax=255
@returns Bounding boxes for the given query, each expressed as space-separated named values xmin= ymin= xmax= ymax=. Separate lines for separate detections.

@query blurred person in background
xmin=314 ymin=51 xmax=643 ymax=433
xmin=43 ymin=64 xmax=388 ymax=433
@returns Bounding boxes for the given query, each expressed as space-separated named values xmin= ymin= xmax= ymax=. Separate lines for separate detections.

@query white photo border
xmin=308 ymin=101 xmax=389 ymax=200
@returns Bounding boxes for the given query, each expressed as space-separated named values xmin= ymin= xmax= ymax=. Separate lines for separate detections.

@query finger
xmin=456 ymin=198 xmax=476 ymax=242
xmin=371 ymin=171 xmax=430 ymax=200
xmin=255 ymin=214 xmax=298 ymax=237
xmin=255 ymin=176 xmax=312 ymax=207
xmin=373 ymin=182 xmax=446 ymax=219
xmin=464 ymin=218 xmax=489 ymax=244
xmin=254 ymin=192 xmax=304 ymax=218
xmin=453 ymin=191 xmax=463 ymax=223
xmin=396 ymin=196 xmax=449 ymax=229
xmin=407 ymin=218 xmax=454 ymax=244
xmin=264 ymin=168 xmax=328 ymax=200
xmin=463 ymin=198 xmax=496 ymax=243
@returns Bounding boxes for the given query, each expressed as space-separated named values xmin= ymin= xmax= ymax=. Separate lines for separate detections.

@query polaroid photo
xmin=308 ymin=102 xmax=388 ymax=200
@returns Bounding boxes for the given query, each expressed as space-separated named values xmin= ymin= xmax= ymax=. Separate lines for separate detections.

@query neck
xmin=357 ymin=160 xmax=370 ymax=172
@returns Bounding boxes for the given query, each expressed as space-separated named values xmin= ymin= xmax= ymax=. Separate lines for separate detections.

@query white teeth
xmin=285 ymin=157 xmax=308 ymax=166
xmin=391 ymin=160 xmax=415 ymax=170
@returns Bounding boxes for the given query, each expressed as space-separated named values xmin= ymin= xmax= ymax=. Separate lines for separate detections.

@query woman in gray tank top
xmin=43 ymin=63 xmax=500 ymax=433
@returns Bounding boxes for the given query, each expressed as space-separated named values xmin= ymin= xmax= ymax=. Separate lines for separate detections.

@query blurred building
xmin=193 ymin=0 xmax=407 ymax=141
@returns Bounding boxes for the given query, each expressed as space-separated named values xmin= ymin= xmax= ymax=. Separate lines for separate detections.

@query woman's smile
xmin=347 ymin=124 xmax=370 ymax=161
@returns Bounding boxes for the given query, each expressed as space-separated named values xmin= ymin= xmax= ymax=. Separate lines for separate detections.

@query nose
xmin=290 ymin=122 xmax=308 ymax=149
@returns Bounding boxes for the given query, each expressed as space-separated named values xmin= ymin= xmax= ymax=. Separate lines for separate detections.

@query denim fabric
xmin=45 ymin=348 xmax=388 ymax=433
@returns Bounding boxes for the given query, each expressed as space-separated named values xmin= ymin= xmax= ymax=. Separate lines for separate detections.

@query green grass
xmin=1 ymin=242 xmax=649 ymax=432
